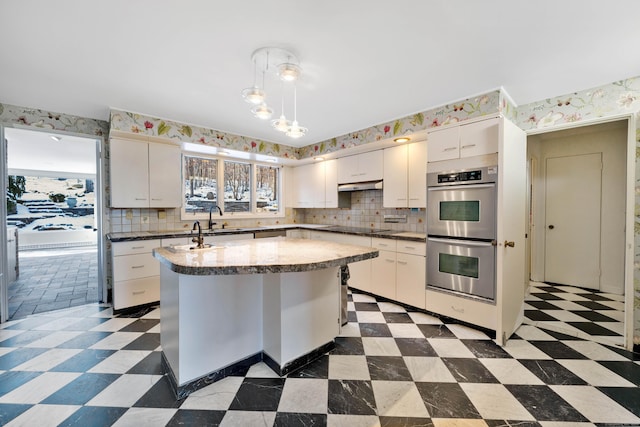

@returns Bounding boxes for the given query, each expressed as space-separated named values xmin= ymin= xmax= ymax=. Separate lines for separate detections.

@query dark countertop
xmin=107 ymin=224 xmax=426 ymax=243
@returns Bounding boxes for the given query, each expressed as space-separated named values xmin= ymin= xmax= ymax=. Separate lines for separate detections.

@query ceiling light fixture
xmin=393 ymin=137 xmax=410 ymax=143
xmin=242 ymin=46 xmax=307 ymax=139
xmin=50 ymin=135 xmax=62 ymax=142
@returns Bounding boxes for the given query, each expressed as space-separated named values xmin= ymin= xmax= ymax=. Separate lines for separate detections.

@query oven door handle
xmin=427 ymin=237 xmax=496 ymax=247
xmin=427 ymin=183 xmax=495 ymax=191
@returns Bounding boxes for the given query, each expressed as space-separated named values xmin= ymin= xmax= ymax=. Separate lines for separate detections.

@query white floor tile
xmin=219 ymin=410 xmax=276 ymax=427
xmin=350 ymin=293 xmax=377 ymax=303
xmin=141 ymin=308 xmax=161 ymax=319
xmin=0 ymin=372 xmax=81 ymax=404
xmin=557 ymin=360 xmax=636 ymax=386
xmin=598 ymin=300 xmax=624 ymax=311
xmin=479 ymin=359 xmax=544 ymax=385
xmin=408 ymin=312 xmax=443 ymax=324
xmin=356 ymin=311 xmax=386 ymax=323
xmin=112 ymin=407 xmax=177 ymax=427
xmin=513 ymin=325 xmax=557 ymax=341
xmin=328 ymin=355 xmax=370 ymax=380
xmin=538 ymin=423 xmax=595 ymax=427
xmin=327 ymin=414 xmax=381 ymax=427
xmin=86 ymin=374 xmax=162 ymax=407
xmin=377 ymin=302 xmax=406 ymax=313
xmin=0 ymin=347 xmax=16 ymax=358
xmin=277 ymin=378 xmax=328 ymax=413
xmin=245 ymin=362 xmax=280 ymax=378
xmin=13 ymin=348 xmax=82 ymax=371
xmin=594 ymin=321 xmax=624 ymax=335
xmin=387 ymin=323 xmax=424 ymax=338
xmin=24 ymin=331 xmax=83 ymax=348
xmin=338 ymin=322 xmax=361 ymax=337
xmin=361 ymin=337 xmax=401 ymax=356
xmin=461 ymin=383 xmax=535 ymax=421
xmin=146 ymin=323 xmax=161 ymax=334
xmin=32 ymin=317 xmax=86 ymax=331
xmin=431 ymin=418 xmax=491 ymax=427
xmin=88 ymin=350 xmax=151 ymax=374
xmin=403 ymin=357 xmax=457 ymax=382
xmin=180 ymin=376 xmax=244 ymax=410
xmin=88 ymin=332 xmax=143 ymax=350
xmin=552 ymin=293 xmax=590 ymax=301
xmin=0 ymin=329 xmax=25 ymax=343
xmin=501 ymin=339 xmax=552 ymax=360
xmin=596 ymin=309 xmax=624 ymax=321
xmin=372 ymin=380 xmax=429 ymax=417
xmin=5 ymin=404 xmax=81 ymax=427
xmin=427 ymin=338 xmax=475 ymax=358
xmin=89 ymin=318 xmax=137 ymax=332
xmin=551 ymin=385 xmax=640 ymax=424
xmin=446 ymin=324 xmax=491 ymax=340
xmin=540 ymin=310 xmax=588 ymax=322
xmin=562 ymin=341 xmax=629 ymax=361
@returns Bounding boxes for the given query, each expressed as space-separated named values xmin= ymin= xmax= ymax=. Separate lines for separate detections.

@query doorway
xmin=2 ymin=127 xmax=104 ymax=321
xmin=526 ymin=119 xmax=629 ymax=348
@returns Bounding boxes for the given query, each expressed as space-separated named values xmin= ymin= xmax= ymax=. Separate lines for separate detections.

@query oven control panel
xmin=437 ymin=170 xmax=482 ymax=184
xmin=428 ymin=165 xmax=497 ymax=187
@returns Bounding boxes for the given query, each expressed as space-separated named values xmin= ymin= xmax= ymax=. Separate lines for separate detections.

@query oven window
xmin=439 ymin=201 xmax=480 ymax=222
xmin=439 ymin=253 xmax=479 ymax=278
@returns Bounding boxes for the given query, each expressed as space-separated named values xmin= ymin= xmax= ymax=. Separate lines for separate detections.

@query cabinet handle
xmin=461 ymin=144 xmax=476 ymax=149
xmin=443 ymin=147 xmax=457 ymax=152
xmin=397 ymin=198 xmax=406 ymax=201
xmin=132 ymin=290 xmax=146 ymax=295
xmin=131 ymin=265 xmax=145 ymax=269
xmin=397 ymin=261 xmax=408 ymax=265
xmin=385 ymin=259 xmax=394 ymax=263
xmin=409 ymin=198 xmax=419 ymax=200
xmin=403 ymin=245 xmax=416 ymax=250
xmin=451 ymin=305 xmax=465 ymax=313
xmin=151 ymin=198 xmax=162 ymax=201
xmin=131 ymin=246 xmax=144 ymax=249
xmin=135 ymin=198 xmax=147 ymax=201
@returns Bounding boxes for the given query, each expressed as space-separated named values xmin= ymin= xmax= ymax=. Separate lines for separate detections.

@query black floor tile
xmin=598 ymin=386 xmax=640 ymax=417
xmin=540 ymin=329 xmax=583 ymax=341
xmin=51 ymin=349 xmax=116 ymax=372
xmin=0 ymin=371 xmax=42 ymax=397
xmin=417 ymin=324 xmax=455 ymax=338
xmin=353 ymin=302 xmax=380 ymax=312
xmin=395 ymin=338 xmax=437 ymax=357
xmin=229 ymin=377 xmax=285 ymax=411
xmin=366 ymin=356 xmax=413 ymax=381
xmin=42 ymin=373 xmax=120 ymax=405
xmin=525 ymin=300 xmax=563 ymax=310
xmin=519 ymin=360 xmax=588 ymax=385
xmin=126 ymin=351 xmax=164 ymax=375
xmin=536 ymin=286 xmax=566 ymax=293
xmin=530 ymin=292 xmax=563 ymax=301
xmin=462 ymin=340 xmax=512 ymax=358
xmin=0 ymin=403 xmax=33 ymax=425
xmin=530 ymin=341 xmax=589 ymax=359
xmin=0 ymin=330 xmax=52 ymax=347
xmin=58 ymin=405 xmax=127 ymax=427
xmin=571 ymin=310 xmax=618 ymax=322
xmin=327 ymin=379 xmax=376 ymax=415
xmin=274 ymin=412 xmax=327 ymax=426
xmin=167 ymin=409 xmax=226 ymax=426
xmin=416 ymin=382 xmax=481 ymax=418
xmin=577 ymin=293 xmax=613 ymax=302
xmin=61 ymin=317 xmax=110 ymax=331
xmin=347 ymin=311 xmax=357 ymax=323
xmin=287 ymin=354 xmax=329 ymax=379
xmin=0 ymin=348 xmax=48 ymax=370
xmin=134 ymin=375 xmax=184 ymax=409
xmin=380 ymin=416 xmax=435 ymax=426
xmin=485 ymin=421 xmax=541 ymax=427
xmin=525 ymin=310 xmax=559 ymax=322
xmin=442 ymin=358 xmax=500 ymax=383
xmin=121 ymin=333 xmax=160 ymax=350
xmin=3 ymin=316 xmax=56 ymax=330
xmin=56 ymin=331 xmax=113 ymax=349
xmin=598 ymin=361 xmax=640 ymax=386
xmin=573 ymin=300 xmax=614 ymax=311
xmin=332 ymin=337 xmax=364 ymax=356
xmin=118 ymin=318 xmax=160 ymax=333
xmin=359 ymin=323 xmax=392 ymax=337
xmin=567 ymin=322 xmax=620 ymax=336
xmin=506 ymin=384 xmax=589 ymax=422
xmin=383 ymin=312 xmax=413 ymax=323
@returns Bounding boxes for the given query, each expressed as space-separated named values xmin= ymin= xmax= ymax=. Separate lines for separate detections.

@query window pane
xmin=184 ymin=156 xmax=218 ymax=213
xmin=223 ymin=160 xmax=251 ymax=213
xmin=256 ymin=165 xmax=279 ymax=212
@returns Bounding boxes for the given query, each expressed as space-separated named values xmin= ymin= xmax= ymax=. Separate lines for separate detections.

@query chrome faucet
xmin=192 ymin=220 xmax=204 ymax=248
xmin=208 ymin=205 xmax=223 ymax=230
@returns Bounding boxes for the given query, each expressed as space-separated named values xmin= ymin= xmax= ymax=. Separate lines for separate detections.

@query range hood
xmin=337 ymin=180 xmax=383 ymax=192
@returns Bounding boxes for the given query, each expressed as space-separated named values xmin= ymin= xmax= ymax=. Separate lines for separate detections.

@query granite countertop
xmin=108 ymin=224 xmax=426 ymax=243
xmin=153 ymin=237 xmax=379 ymax=276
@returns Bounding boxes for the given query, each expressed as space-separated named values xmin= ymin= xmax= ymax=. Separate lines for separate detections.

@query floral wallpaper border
xmin=109 ymin=109 xmax=298 ymax=160
xmin=0 ymin=103 xmax=109 ymax=137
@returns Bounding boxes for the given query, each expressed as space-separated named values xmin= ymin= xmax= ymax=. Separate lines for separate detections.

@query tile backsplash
xmin=295 ymin=190 xmax=426 ymax=232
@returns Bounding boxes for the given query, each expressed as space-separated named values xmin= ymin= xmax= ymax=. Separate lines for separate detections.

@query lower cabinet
xmin=112 ymin=239 xmax=161 ymax=311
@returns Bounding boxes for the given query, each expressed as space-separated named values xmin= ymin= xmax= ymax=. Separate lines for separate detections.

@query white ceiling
xmin=1 ymin=1 xmax=639 ymax=148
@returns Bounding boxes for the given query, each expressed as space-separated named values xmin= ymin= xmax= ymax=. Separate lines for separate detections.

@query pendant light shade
xmin=251 ymin=103 xmax=273 ymax=120
xmin=278 ymin=63 xmax=301 ymax=82
xmin=285 ymin=84 xmax=307 ymax=138
xmin=241 ymin=87 xmax=266 ymax=105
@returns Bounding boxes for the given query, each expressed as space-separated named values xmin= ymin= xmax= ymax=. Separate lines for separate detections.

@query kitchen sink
xmin=166 ymin=244 xmax=216 ymax=252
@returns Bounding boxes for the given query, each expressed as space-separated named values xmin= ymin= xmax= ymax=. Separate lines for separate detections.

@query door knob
xmin=504 ymin=241 xmax=515 ymax=247
xmin=548 ymin=225 xmax=555 ymax=229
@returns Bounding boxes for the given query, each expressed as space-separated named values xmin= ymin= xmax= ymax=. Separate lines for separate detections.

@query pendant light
xmin=271 ymin=80 xmax=291 ymax=132
xmin=241 ymin=57 xmax=265 ymax=105
xmin=286 ymin=84 xmax=307 ymax=138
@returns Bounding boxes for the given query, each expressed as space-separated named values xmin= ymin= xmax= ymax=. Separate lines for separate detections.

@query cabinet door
xmin=291 ymin=165 xmax=311 ymax=207
xmin=359 ymin=150 xmax=383 ymax=181
xmin=396 ymin=253 xmax=425 ymax=309
xmin=383 ymin=145 xmax=408 ymax=207
xmin=324 ymin=159 xmax=338 ymax=208
xmin=110 ymin=138 xmax=149 ymax=208
xmin=459 ymin=118 xmax=499 ymax=158
xmin=371 ymin=250 xmax=396 ymax=299
xmin=337 ymin=155 xmax=359 ymax=183
xmin=427 ymin=126 xmax=460 ymax=162
xmin=407 ymin=141 xmax=427 ymax=207
xmin=310 ymin=162 xmax=325 ymax=208
xmin=149 ymin=143 xmax=182 ymax=208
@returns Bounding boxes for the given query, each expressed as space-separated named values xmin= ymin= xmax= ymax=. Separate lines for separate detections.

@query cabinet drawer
xmin=113 ymin=276 xmax=160 ymax=310
xmin=425 ymin=288 xmax=496 ymax=330
xmin=112 ymin=239 xmax=160 ymax=256
xmin=371 ymin=237 xmax=396 ymax=251
xmin=113 ymin=253 xmax=159 ymax=280
xmin=396 ymin=240 xmax=426 ymax=256
xmin=161 ymin=237 xmax=190 ymax=247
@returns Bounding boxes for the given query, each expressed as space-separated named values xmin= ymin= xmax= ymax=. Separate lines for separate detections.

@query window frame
xmin=181 ymin=151 xmax=285 ymax=220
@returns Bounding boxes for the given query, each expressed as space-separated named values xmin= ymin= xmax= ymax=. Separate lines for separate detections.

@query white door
xmin=544 ymin=153 xmax=602 ymax=289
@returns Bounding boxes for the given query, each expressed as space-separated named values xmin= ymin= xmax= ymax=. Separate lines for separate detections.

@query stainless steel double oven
xmin=426 ymin=166 xmax=498 ymax=302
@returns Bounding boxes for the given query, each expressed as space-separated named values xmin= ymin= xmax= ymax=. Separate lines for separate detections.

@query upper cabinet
xmin=383 ymin=141 xmax=427 ymax=208
xmin=337 ymin=150 xmax=383 ymax=183
xmin=427 ymin=118 xmax=499 ymax=162
xmin=291 ymin=159 xmax=340 ymax=208
xmin=110 ymin=137 xmax=182 ymax=208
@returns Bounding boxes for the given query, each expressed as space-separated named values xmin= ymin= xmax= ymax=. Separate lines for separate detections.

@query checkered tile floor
xmin=524 ymin=281 xmax=625 ymax=348
xmin=0 ymin=290 xmax=638 ymax=426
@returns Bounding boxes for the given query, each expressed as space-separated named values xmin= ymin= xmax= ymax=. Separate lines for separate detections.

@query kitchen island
xmin=153 ymin=236 xmax=378 ymax=398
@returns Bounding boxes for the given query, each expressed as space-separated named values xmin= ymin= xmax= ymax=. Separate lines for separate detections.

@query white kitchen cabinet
xmin=112 ymin=239 xmax=161 ymax=311
xmin=110 ymin=137 xmax=182 ymax=208
xmin=395 ymin=240 xmax=426 ymax=309
xmin=337 ymin=150 xmax=383 ymax=183
xmin=427 ymin=118 xmax=499 ymax=162
xmin=286 ymin=229 xmax=310 ymax=239
xmin=383 ymin=141 xmax=427 ymax=208
xmin=370 ymin=238 xmax=397 ymax=300
xmin=291 ymin=162 xmax=324 ymax=208
xmin=324 ymin=159 xmax=339 ymax=208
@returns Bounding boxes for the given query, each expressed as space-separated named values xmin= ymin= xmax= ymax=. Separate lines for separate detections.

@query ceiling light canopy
xmin=241 ymin=46 xmax=307 ymax=139
xmin=393 ymin=137 xmax=410 ymax=143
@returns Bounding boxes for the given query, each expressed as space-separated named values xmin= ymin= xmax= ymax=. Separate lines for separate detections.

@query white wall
xmin=528 ymin=120 xmax=627 ymax=294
